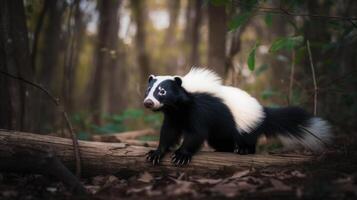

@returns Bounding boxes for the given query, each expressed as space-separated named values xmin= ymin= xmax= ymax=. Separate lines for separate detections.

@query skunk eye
xmin=158 ymin=90 xmax=166 ymax=96
xmin=158 ymin=87 xmax=166 ymax=96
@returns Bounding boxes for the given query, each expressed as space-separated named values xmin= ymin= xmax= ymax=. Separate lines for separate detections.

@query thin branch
xmin=234 ymin=0 xmax=357 ymax=28
xmin=279 ymin=6 xmax=357 ymax=22
xmin=306 ymin=40 xmax=318 ymax=116
xmin=0 ymin=69 xmax=81 ymax=178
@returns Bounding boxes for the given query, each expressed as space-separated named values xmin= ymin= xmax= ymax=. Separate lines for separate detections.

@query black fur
xmin=145 ymin=78 xmax=315 ymax=166
xmin=145 ymin=79 xmax=256 ymax=166
xmin=260 ymin=107 xmax=312 ymax=139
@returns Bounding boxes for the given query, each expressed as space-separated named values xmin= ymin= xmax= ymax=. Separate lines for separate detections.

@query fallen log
xmin=0 ymin=130 xmax=314 ymax=176
xmin=119 ymin=139 xmax=158 ymax=147
xmin=91 ymin=129 xmax=157 ymax=143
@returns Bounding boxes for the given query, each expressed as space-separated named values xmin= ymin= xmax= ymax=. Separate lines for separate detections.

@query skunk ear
xmin=174 ymin=76 xmax=182 ymax=86
xmin=148 ymin=75 xmax=155 ymax=83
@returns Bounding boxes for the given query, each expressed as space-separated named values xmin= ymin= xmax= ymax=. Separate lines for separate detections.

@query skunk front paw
xmin=171 ymin=150 xmax=192 ymax=167
xmin=146 ymin=149 xmax=163 ymax=166
xmin=234 ymin=146 xmax=256 ymax=155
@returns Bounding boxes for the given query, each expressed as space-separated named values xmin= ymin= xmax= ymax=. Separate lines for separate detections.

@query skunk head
xmin=143 ymin=74 xmax=187 ymax=111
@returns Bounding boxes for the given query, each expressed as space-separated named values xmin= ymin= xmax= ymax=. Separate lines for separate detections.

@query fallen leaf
xmin=260 ymin=172 xmax=276 ymax=177
xmin=165 ymin=180 xmax=197 ymax=196
xmin=264 ymin=179 xmax=291 ymax=192
xmin=138 ymin=172 xmax=154 ymax=183
xmin=85 ymin=185 xmax=101 ymax=195
xmin=46 ymin=187 xmax=57 ymax=193
xmin=237 ymin=181 xmax=257 ymax=192
xmin=177 ymin=172 xmax=186 ymax=180
xmin=195 ymin=178 xmax=222 ymax=185
xmin=210 ymin=182 xmax=238 ymax=197
xmin=92 ymin=175 xmax=106 ymax=185
xmin=231 ymin=170 xmax=250 ymax=179
xmin=127 ymin=186 xmax=151 ymax=194
xmin=291 ymin=170 xmax=306 ymax=178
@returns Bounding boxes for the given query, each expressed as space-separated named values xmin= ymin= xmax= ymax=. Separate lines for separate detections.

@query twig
xmin=234 ymin=0 xmax=357 ymax=28
xmin=288 ymin=50 xmax=295 ymax=105
xmin=0 ymin=70 xmax=81 ymax=178
xmin=306 ymin=40 xmax=318 ymax=116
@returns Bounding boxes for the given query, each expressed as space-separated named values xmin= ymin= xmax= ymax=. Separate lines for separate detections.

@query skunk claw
xmin=146 ymin=150 xmax=162 ymax=166
xmin=172 ymin=150 xmax=192 ymax=167
xmin=234 ymin=148 xmax=239 ymax=154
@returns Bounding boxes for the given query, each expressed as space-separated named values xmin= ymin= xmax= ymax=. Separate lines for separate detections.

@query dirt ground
xmin=1 ymin=136 xmax=356 ymax=200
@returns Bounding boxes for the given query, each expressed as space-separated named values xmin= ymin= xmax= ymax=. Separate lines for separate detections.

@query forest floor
xmin=1 ymin=135 xmax=356 ymax=200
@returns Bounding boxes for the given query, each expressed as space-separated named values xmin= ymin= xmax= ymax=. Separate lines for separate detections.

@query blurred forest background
xmin=1 ymin=0 xmax=356 ymax=140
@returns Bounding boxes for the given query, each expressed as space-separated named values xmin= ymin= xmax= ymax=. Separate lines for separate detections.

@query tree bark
xmin=0 ymin=0 xmax=35 ymax=131
xmin=208 ymin=3 xmax=227 ymax=77
xmin=163 ymin=0 xmax=181 ymax=74
xmin=90 ymin=0 xmax=122 ymax=124
xmin=0 ymin=131 xmax=313 ymax=176
xmin=185 ymin=0 xmax=203 ymax=68
xmin=131 ymin=0 xmax=151 ymax=90
xmin=38 ymin=0 xmax=66 ymax=131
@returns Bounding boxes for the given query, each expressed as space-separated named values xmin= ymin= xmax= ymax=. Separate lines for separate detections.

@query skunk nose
xmin=143 ymin=99 xmax=154 ymax=108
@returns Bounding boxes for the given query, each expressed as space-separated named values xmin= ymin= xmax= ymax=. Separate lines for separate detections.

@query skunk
xmin=143 ymin=68 xmax=332 ymax=166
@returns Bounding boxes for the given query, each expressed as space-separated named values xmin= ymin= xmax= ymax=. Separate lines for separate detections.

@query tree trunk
xmin=208 ymin=3 xmax=227 ymax=77
xmin=90 ymin=0 xmax=122 ymax=124
xmin=163 ymin=0 xmax=181 ymax=74
xmin=131 ymin=0 xmax=151 ymax=91
xmin=0 ymin=0 xmax=35 ymax=131
xmin=62 ymin=0 xmax=80 ymax=113
xmin=38 ymin=0 xmax=66 ymax=132
xmin=184 ymin=0 xmax=203 ymax=69
xmin=0 ymin=131 xmax=313 ymax=176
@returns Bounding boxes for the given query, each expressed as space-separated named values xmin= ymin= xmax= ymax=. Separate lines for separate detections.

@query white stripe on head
xmin=144 ymin=75 xmax=174 ymax=109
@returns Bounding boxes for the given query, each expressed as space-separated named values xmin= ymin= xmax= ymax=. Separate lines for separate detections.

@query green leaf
xmin=247 ymin=42 xmax=260 ymax=71
xmin=255 ymin=64 xmax=269 ymax=76
xmin=264 ymin=13 xmax=272 ymax=27
xmin=229 ymin=12 xmax=251 ymax=31
xmin=269 ymin=35 xmax=304 ymax=53
xmin=261 ymin=89 xmax=277 ymax=100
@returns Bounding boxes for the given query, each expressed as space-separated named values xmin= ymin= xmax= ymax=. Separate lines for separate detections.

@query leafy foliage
xmin=261 ymin=88 xmax=279 ymax=100
xmin=264 ymin=13 xmax=273 ymax=27
xmin=269 ymin=36 xmax=304 ymax=53
xmin=255 ymin=64 xmax=269 ymax=76
xmin=72 ymin=108 xmax=163 ymax=140
xmin=247 ymin=41 xmax=260 ymax=71
xmin=229 ymin=12 xmax=251 ymax=31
